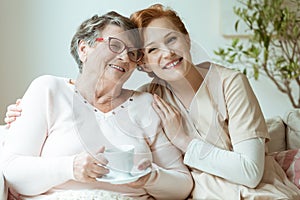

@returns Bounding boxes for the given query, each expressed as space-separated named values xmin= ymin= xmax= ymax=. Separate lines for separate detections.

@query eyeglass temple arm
xmin=95 ymin=38 xmax=104 ymax=42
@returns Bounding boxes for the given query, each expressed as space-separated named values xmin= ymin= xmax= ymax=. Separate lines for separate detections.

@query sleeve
xmin=225 ymin=73 xmax=269 ymax=144
xmin=135 ymin=93 xmax=193 ymax=199
xmin=184 ymin=137 xmax=265 ymax=188
xmin=184 ymin=71 xmax=267 ymax=188
xmin=1 ymin=76 xmax=74 ymax=196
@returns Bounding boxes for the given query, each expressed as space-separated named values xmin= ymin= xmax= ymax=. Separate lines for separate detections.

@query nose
xmin=162 ymin=48 xmax=175 ymax=58
xmin=117 ymin=49 xmax=130 ymax=62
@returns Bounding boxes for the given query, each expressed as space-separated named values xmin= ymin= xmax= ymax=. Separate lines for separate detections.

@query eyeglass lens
xmin=108 ymin=38 xmax=143 ymax=62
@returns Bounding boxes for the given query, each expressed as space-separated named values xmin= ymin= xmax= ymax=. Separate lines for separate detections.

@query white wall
xmin=0 ymin=0 xmax=294 ymax=124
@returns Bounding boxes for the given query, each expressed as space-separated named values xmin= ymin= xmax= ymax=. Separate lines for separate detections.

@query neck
xmin=168 ymin=65 xmax=203 ymax=108
xmin=75 ymin=74 xmax=125 ymax=112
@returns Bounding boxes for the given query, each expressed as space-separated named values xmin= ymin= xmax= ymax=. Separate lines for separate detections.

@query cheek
xmin=129 ymin=63 xmax=137 ymax=71
xmin=145 ymin=54 xmax=159 ymax=66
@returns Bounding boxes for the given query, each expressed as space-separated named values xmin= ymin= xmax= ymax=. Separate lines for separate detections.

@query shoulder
xmin=32 ymin=75 xmax=67 ymax=85
xmin=137 ymin=80 xmax=168 ymax=96
xmin=128 ymin=91 xmax=161 ymax=134
xmin=30 ymin=75 xmax=69 ymax=90
xmin=211 ymin=63 xmax=241 ymax=80
xmin=131 ymin=91 xmax=154 ymax=104
xmin=208 ymin=63 xmax=249 ymax=88
xmin=128 ymin=91 xmax=158 ymax=118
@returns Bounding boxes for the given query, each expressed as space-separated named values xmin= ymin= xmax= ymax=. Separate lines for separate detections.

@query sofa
xmin=264 ymin=109 xmax=300 ymax=190
xmin=265 ymin=109 xmax=300 ymax=153
xmin=0 ymin=109 xmax=299 ymax=199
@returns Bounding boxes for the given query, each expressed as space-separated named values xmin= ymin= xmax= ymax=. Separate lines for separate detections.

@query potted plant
xmin=214 ymin=0 xmax=300 ymax=108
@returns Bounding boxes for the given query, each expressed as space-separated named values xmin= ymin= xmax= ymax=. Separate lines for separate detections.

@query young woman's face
xmin=143 ymin=17 xmax=192 ymax=81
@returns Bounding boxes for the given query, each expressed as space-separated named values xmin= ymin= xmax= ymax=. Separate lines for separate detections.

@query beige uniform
xmin=140 ymin=63 xmax=300 ymax=200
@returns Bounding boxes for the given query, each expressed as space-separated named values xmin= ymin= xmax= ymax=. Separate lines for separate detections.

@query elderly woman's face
xmin=80 ymin=24 xmax=138 ymax=86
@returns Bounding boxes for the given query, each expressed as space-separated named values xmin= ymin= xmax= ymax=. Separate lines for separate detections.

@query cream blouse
xmin=2 ymin=75 xmax=193 ymax=200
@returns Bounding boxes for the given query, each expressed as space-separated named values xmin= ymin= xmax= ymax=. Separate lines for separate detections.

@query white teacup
xmin=104 ymin=145 xmax=135 ymax=173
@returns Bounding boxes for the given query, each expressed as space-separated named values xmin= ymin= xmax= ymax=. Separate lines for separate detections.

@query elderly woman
xmin=1 ymin=11 xmax=193 ymax=200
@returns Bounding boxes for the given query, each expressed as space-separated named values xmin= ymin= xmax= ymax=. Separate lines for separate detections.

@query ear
xmin=78 ymin=40 xmax=88 ymax=63
xmin=136 ymin=59 xmax=153 ymax=73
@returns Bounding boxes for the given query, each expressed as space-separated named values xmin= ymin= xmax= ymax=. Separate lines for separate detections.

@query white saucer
xmin=96 ymin=168 xmax=151 ymax=184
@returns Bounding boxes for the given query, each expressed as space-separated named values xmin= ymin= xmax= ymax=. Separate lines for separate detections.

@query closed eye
xmin=147 ymin=48 xmax=157 ymax=54
xmin=166 ymin=36 xmax=177 ymax=44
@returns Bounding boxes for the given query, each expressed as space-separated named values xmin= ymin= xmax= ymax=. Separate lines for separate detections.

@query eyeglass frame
xmin=95 ymin=37 xmax=144 ymax=63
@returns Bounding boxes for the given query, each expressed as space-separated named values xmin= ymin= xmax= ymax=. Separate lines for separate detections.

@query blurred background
xmin=0 ymin=0 xmax=294 ymax=123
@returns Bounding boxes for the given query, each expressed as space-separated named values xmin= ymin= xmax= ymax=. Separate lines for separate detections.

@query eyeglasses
xmin=96 ymin=37 xmax=144 ymax=63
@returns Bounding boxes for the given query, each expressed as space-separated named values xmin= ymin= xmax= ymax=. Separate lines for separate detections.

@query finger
xmin=152 ymin=102 xmax=166 ymax=120
xmin=89 ymin=169 xmax=107 ymax=179
xmin=96 ymin=146 xmax=105 ymax=154
xmin=7 ymin=104 xmax=22 ymax=113
xmin=16 ymin=99 xmax=22 ymax=106
xmin=6 ymin=110 xmax=21 ymax=118
xmin=91 ymin=163 xmax=109 ymax=176
xmin=85 ymin=175 xmax=97 ymax=183
xmin=154 ymin=95 xmax=182 ymax=123
xmin=4 ymin=116 xmax=16 ymax=124
xmin=153 ymin=94 xmax=172 ymax=114
xmin=155 ymin=94 xmax=178 ymax=114
xmin=153 ymin=94 xmax=167 ymax=111
xmin=137 ymin=159 xmax=151 ymax=170
xmin=94 ymin=146 xmax=108 ymax=165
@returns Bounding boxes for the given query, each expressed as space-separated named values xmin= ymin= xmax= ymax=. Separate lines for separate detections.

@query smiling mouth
xmin=109 ymin=64 xmax=126 ymax=72
xmin=163 ymin=58 xmax=183 ymax=69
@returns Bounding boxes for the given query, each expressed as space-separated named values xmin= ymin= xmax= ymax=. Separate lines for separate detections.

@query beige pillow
xmin=265 ymin=116 xmax=286 ymax=153
xmin=283 ymin=109 xmax=300 ymax=150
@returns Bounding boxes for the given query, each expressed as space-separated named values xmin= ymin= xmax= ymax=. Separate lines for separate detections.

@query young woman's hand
xmin=4 ymin=99 xmax=22 ymax=129
xmin=73 ymin=146 xmax=109 ymax=183
xmin=125 ymin=158 xmax=152 ymax=188
xmin=152 ymin=94 xmax=193 ymax=152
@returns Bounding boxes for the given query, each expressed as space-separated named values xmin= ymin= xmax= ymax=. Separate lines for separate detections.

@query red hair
xmin=130 ymin=4 xmax=188 ymax=35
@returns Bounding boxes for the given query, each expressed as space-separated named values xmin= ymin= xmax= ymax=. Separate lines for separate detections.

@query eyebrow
xmin=144 ymin=31 xmax=175 ymax=48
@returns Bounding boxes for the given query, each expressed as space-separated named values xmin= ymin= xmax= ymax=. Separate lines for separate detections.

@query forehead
xmin=147 ymin=17 xmax=178 ymax=30
xmin=102 ymin=24 xmax=127 ymax=38
xmin=101 ymin=24 xmax=135 ymax=44
xmin=143 ymin=18 xmax=182 ymax=45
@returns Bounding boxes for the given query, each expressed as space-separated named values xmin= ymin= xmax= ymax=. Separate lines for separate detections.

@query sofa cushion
xmin=272 ymin=148 xmax=300 ymax=189
xmin=265 ymin=116 xmax=286 ymax=153
xmin=283 ymin=109 xmax=300 ymax=150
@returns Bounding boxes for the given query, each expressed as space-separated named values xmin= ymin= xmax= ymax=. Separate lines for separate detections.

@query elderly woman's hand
xmin=4 ymin=99 xmax=22 ymax=129
xmin=73 ymin=146 xmax=109 ymax=182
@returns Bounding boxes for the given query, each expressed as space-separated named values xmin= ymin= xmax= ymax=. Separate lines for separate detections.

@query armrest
xmin=265 ymin=116 xmax=286 ymax=153
xmin=283 ymin=109 xmax=300 ymax=150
